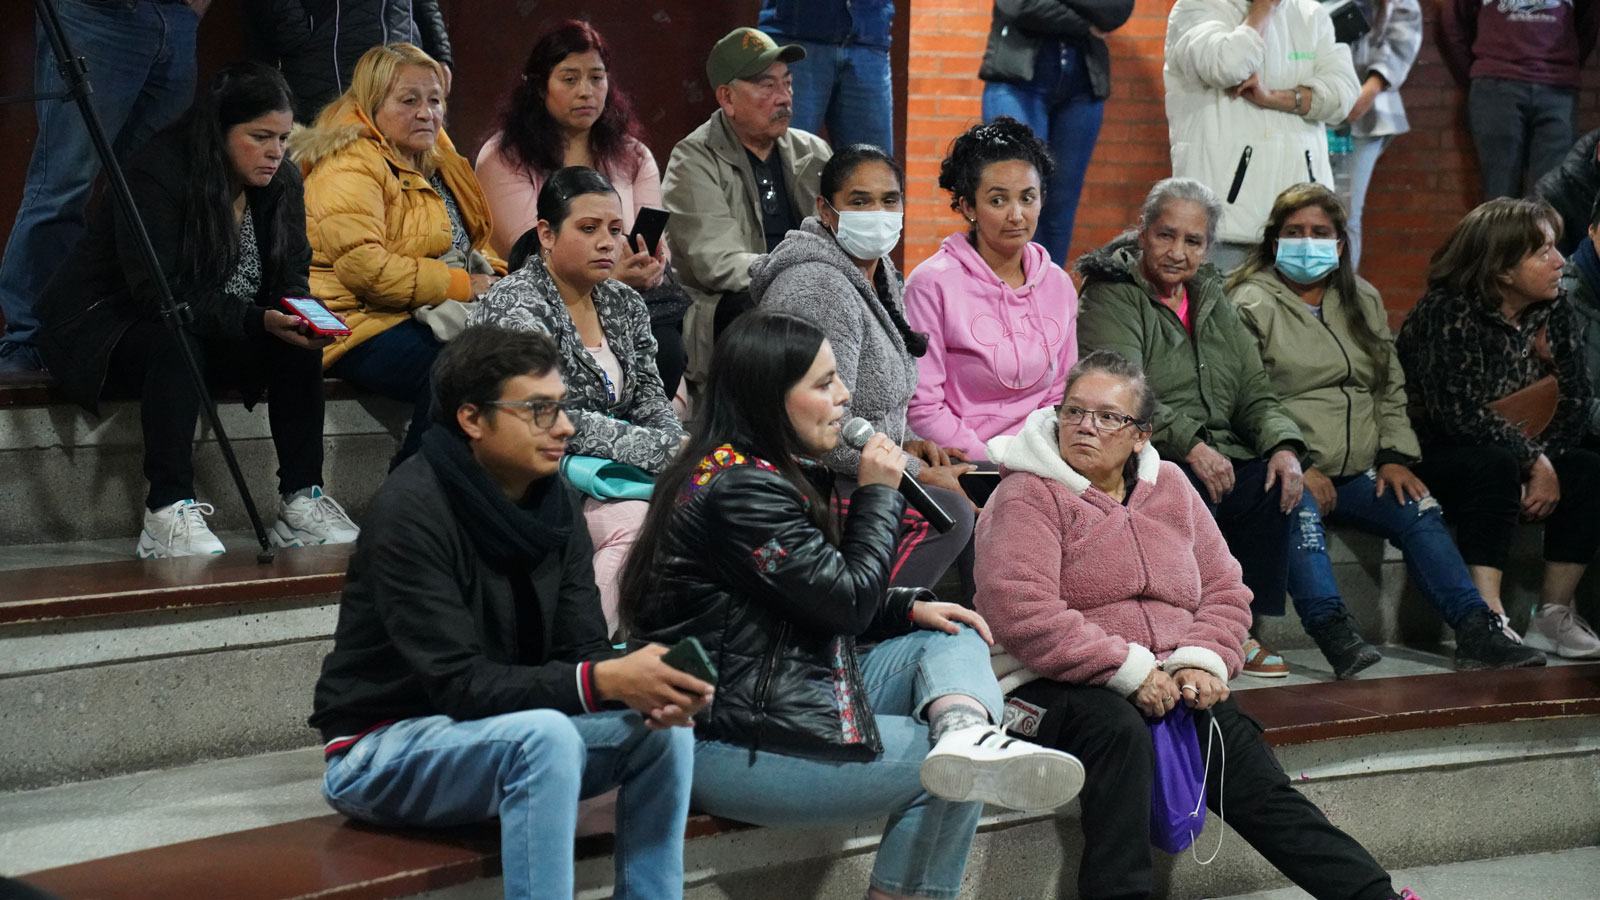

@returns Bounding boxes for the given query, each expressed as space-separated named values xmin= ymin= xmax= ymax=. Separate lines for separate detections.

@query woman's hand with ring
xmin=1130 ymin=668 xmax=1180 ymax=718
xmin=1172 ymin=668 xmax=1229 ymax=711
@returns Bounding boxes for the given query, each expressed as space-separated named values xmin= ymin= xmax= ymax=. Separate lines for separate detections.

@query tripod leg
xmin=33 ymin=0 xmax=276 ymax=561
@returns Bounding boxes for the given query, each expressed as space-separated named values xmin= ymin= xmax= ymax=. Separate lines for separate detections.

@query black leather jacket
xmin=1535 ymin=127 xmax=1600 ymax=258
xmin=632 ymin=451 xmax=924 ymax=762
xmin=978 ymin=0 xmax=1134 ymax=101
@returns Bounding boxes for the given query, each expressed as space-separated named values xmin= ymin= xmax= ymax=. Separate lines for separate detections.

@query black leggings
xmin=107 ymin=319 xmax=325 ymax=511
xmin=1010 ymin=681 xmax=1395 ymax=900
xmin=1412 ymin=443 xmax=1600 ymax=569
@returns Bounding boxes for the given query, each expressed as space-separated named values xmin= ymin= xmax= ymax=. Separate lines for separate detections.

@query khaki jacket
xmin=290 ymin=107 xmax=505 ymax=366
xmin=661 ymin=110 xmax=829 ymax=383
xmin=1230 ymin=269 xmax=1420 ymax=476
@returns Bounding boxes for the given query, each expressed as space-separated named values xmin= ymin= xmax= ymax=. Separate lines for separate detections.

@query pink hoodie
xmin=905 ymin=232 xmax=1078 ymax=460
xmin=974 ymin=408 xmax=1252 ymax=698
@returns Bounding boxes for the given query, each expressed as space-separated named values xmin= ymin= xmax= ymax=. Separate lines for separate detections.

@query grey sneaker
xmin=271 ymin=487 xmax=360 ymax=547
xmin=1522 ymin=603 xmax=1600 ymax=659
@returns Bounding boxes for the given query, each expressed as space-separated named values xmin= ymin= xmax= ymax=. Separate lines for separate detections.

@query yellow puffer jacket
xmin=291 ymin=107 xmax=506 ymax=366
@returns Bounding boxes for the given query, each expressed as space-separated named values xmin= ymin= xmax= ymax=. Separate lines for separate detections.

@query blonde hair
xmin=313 ymin=43 xmax=448 ymax=171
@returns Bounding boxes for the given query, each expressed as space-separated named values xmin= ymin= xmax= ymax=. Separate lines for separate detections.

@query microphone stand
xmin=16 ymin=0 xmax=276 ymax=562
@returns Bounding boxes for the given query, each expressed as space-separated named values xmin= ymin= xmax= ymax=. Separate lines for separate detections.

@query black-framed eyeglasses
xmin=484 ymin=398 xmax=573 ymax=430
xmin=1059 ymin=405 xmax=1143 ymax=433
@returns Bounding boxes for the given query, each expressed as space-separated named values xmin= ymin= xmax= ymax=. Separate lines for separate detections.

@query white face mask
xmin=828 ymin=204 xmax=903 ymax=260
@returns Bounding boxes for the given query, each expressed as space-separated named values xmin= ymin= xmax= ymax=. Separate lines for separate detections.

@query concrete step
xmin=4 ymin=699 xmax=1595 ymax=899
xmin=0 ymin=392 xmax=407 ymax=546
xmin=0 ymin=546 xmax=349 ymax=790
xmin=1211 ymin=846 xmax=1600 ymax=900
xmin=1248 ymin=525 xmax=1600 ymax=655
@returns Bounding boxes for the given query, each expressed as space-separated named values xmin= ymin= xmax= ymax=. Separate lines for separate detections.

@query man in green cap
xmin=663 ymin=26 xmax=834 ymax=389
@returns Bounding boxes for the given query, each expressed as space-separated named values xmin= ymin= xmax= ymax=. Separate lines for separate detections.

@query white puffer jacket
xmin=1164 ymin=0 xmax=1360 ymax=245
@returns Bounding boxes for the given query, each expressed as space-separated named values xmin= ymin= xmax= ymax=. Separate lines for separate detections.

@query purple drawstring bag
xmin=1148 ymin=704 xmax=1206 ymax=853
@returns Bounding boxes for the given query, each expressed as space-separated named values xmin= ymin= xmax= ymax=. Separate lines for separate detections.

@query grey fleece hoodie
xmin=749 ymin=217 xmax=924 ymax=476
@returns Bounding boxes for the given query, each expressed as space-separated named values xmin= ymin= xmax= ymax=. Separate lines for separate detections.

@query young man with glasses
xmin=662 ymin=27 xmax=834 ymax=390
xmin=310 ymin=325 xmax=712 ymax=900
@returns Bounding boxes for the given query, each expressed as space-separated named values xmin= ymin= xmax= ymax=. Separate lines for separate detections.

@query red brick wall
xmin=905 ymin=0 xmax=1600 ymax=316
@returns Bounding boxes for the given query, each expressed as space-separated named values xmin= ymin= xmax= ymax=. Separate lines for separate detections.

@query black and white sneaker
xmin=919 ymin=725 xmax=1084 ymax=813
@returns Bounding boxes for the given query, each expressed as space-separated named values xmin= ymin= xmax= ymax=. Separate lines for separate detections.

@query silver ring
xmin=1181 ymin=685 xmax=1198 ymax=695
xmin=1162 ymin=695 xmax=1172 ymax=702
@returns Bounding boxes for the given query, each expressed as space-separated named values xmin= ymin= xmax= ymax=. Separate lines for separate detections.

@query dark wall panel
xmin=0 ymin=0 xmax=780 ymax=248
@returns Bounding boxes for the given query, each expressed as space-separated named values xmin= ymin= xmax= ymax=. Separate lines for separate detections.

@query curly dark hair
xmin=937 ymin=116 xmax=1056 ymax=215
xmin=490 ymin=20 xmax=644 ymax=181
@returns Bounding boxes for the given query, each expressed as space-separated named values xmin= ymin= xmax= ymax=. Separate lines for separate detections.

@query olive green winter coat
xmin=1075 ymin=235 xmax=1305 ymax=463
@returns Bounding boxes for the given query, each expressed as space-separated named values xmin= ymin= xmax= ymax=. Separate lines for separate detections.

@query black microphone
xmin=841 ymin=417 xmax=957 ymax=533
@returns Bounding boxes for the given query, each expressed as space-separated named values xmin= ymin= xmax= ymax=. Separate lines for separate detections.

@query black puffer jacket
xmin=244 ymin=0 xmax=454 ymax=122
xmin=978 ymin=0 xmax=1135 ymax=101
xmin=632 ymin=449 xmax=925 ymax=762
xmin=1535 ymin=128 xmax=1600 ymax=258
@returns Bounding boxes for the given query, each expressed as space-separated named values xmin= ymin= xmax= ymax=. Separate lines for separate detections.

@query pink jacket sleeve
xmin=476 ymin=137 xmax=544 ymax=260
xmin=975 ymin=483 xmax=1139 ymax=686
xmin=1163 ymin=471 xmax=1252 ymax=678
xmin=905 ymin=273 xmax=988 ymax=459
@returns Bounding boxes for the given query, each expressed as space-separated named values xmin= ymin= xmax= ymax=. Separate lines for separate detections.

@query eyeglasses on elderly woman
xmin=1057 ymin=405 xmax=1145 ymax=433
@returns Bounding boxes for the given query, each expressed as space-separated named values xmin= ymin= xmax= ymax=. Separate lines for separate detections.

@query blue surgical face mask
xmin=1274 ymin=237 xmax=1341 ymax=284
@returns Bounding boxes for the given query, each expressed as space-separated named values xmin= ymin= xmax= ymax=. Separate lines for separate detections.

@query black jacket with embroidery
xmin=631 ymin=449 xmax=922 ymax=762
xmin=1395 ymin=286 xmax=1591 ymax=469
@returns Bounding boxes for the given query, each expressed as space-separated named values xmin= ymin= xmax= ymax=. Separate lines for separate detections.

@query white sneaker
xmin=1522 ymin=603 xmax=1600 ymax=659
xmin=271 ymin=487 xmax=360 ymax=547
xmin=135 ymin=499 xmax=226 ymax=558
xmin=919 ymin=724 xmax=1084 ymax=813
xmin=1495 ymin=613 xmax=1524 ymax=644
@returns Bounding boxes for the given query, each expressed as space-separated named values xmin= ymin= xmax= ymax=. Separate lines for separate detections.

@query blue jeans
xmin=691 ymin=626 xmax=1001 ymax=900
xmin=326 ymin=319 xmax=442 ymax=467
xmin=0 ymin=0 xmax=197 ymax=354
xmin=981 ymin=39 xmax=1104 ymax=265
xmin=323 ymin=709 xmax=694 ymax=900
xmin=785 ymin=39 xmax=894 ymax=153
xmin=1286 ymin=471 xmax=1487 ymax=629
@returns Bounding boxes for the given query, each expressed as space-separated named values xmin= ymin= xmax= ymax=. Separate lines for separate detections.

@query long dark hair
xmin=491 ymin=20 xmax=644 ymax=181
xmin=177 ymin=62 xmax=295 ymax=297
xmin=818 ymin=144 xmax=927 ymax=357
xmin=618 ymin=310 xmax=836 ymax=633
xmin=1228 ymin=183 xmax=1383 ymax=359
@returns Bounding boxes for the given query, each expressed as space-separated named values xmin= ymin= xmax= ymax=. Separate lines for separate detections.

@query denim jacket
xmin=759 ymin=0 xmax=894 ymax=50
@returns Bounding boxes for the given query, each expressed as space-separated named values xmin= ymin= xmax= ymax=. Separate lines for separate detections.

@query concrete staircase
xmin=1 ymin=380 xmax=1597 ymax=898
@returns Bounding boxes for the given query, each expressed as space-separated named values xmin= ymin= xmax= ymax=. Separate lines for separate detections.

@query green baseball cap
xmin=706 ymin=27 xmax=805 ymax=89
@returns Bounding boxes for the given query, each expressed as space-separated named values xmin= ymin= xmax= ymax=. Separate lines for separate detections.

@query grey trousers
xmin=1468 ymin=76 xmax=1578 ymax=201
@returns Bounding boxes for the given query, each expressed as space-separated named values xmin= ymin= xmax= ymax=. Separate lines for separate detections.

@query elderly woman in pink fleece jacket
xmin=906 ymin=117 xmax=1078 ymax=463
xmin=974 ymin=349 xmax=1409 ymax=900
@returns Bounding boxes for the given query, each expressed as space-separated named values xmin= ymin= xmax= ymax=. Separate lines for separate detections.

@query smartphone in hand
xmin=660 ymin=635 xmax=717 ymax=685
xmin=280 ymin=297 xmax=352 ymax=336
xmin=626 ymin=206 xmax=670 ymax=257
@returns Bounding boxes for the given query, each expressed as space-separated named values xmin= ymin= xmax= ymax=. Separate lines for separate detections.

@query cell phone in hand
xmin=280 ymin=296 xmax=351 ymax=336
xmin=660 ymin=635 xmax=717 ymax=685
xmin=626 ymin=206 xmax=670 ymax=257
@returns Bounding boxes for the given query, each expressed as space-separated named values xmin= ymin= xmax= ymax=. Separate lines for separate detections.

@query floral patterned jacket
xmin=469 ymin=257 xmax=686 ymax=473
